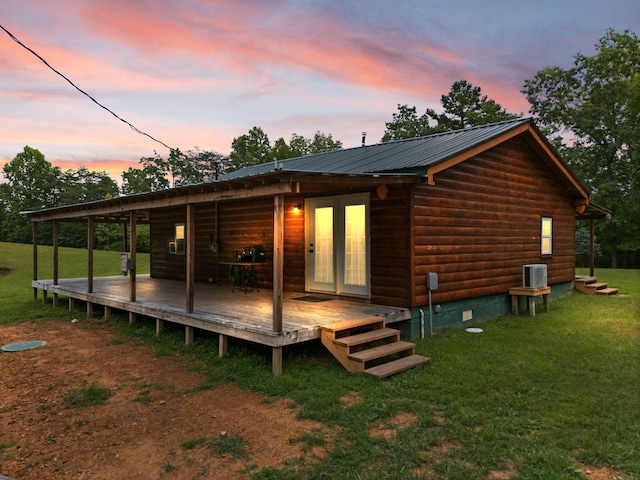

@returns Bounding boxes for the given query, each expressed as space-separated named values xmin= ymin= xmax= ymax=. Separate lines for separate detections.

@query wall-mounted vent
xmin=523 ymin=264 xmax=547 ymax=288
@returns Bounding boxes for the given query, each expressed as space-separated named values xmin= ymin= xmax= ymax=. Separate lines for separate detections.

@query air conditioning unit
xmin=523 ymin=264 xmax=547 ymax=288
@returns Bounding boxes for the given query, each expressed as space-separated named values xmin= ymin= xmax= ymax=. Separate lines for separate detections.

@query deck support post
xmin=69 ymin=298 xmax=74 ymax=311
xmin=87 ymin=302 xmax=94 ymax=318
xmin=129 ymin=312 xmax=136 ymax=324
xmin=185 ymin=325 xmax=194 ymax=345
xmin=42 ymin=290 xmax=47 ymax=304
xmin=219 ymin=334 xmax=228 ymax=357
xmin=156 ymin=318 xmax=163 ymax=336
xmin=104 ymin=306 xmax=111 ymax=320
xmin=272 ymin=347 xmax=282 ymax=377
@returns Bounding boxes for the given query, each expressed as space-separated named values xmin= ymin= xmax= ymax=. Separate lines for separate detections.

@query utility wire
xmin=0 ymin=23 xmax=173 ymax=150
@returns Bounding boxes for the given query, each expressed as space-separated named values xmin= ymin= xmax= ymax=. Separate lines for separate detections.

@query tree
xmin=433 ymin=80 xmax=520 ymax=130
xmin=381 ymin=105 xmax=434 ymax=142
xmin=229 ymin=126 xmax=272 ymax=170
xmin=382 ymin=80 xmax=520 ymax=141
xmin=0 ymin=146 xmax=60 ymax=243
xmin=180 ymin=147 xmax=230 ymax=183
xmin=522 ymin=29 xmax=640 ymax=267
xmin=233 ymin=129 xmax=344 ymax=164
xmin=308 ymin=131 xmax=343 ymax=154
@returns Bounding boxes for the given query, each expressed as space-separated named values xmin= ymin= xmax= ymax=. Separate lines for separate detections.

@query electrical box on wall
xmin=427 ymin=272 xmax=438 ymax=290
xmin=120 ymin=252 xmax=129 ymax=276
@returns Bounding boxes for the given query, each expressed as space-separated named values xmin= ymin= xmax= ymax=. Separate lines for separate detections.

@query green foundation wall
xmin=397 ymin=282 xmax=574 ymax=339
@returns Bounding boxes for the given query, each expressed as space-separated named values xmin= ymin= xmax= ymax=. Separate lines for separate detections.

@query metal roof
xmin=221 ymin=117 xmax=534 ymax=180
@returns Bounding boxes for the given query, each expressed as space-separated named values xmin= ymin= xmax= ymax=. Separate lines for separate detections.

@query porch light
xmin=293 ymin=204 xmax=303 ymax=214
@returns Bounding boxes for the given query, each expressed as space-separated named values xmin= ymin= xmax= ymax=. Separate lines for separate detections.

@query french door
xmin=305 ymin=193 xmax=369 ymax=297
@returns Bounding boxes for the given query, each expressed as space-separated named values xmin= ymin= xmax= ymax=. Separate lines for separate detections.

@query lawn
xmin=1 ymin=243 xmax=638 ymax=479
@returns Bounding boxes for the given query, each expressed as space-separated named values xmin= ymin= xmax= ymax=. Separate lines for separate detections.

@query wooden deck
xmin=32 ymin=275 xmax=411 ymax=348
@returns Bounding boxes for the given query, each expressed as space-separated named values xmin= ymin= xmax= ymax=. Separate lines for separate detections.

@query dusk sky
xmin=2 ymin=0 xmax=639 ymax=181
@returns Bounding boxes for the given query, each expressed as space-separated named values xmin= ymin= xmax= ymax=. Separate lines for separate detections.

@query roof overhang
xmin=25 ymin=172 xmax=421 ymax=223
xmin=576 ymin=202 xmax=611 ymax=220
xmin=425 ymin=120 xmax=591 ymax=207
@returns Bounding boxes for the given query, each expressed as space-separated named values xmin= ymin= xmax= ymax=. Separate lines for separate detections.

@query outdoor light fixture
xmin=293 ymin=204 xmax=303 ymax=214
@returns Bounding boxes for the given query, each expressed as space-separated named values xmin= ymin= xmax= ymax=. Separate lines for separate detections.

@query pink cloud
xmin=75 ymin=1 xmax=468 ymax=99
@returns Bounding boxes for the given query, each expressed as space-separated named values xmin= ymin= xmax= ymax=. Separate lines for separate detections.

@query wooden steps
xmin=575 ymin=276 xmax=619 ymax=295
xmin=321 ymin=316 xmax=430 ymax=378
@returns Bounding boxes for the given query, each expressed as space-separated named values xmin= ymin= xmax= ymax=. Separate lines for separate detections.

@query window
xmin=541 ymin=217 xmax=552 ymax=255
xmin=174 ymin=223 xmax=185 ymax=255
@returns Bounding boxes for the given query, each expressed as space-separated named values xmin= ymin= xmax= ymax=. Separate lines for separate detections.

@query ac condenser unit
xmin=523 ymin=264 xmax=547 ymax=288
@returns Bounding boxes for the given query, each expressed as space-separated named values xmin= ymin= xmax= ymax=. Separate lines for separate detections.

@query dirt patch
xmin=369 ymin=412 xmax=417 ymax=440
xmin=573 ymin=460 xmax=626 ymax=480
xmin=0 ymin=319 xmax=330 ymax=479
xmin=339 ymin=390 xmax=362 ymax=408
xmin=487 ymin=458 xmax=518 ymax=479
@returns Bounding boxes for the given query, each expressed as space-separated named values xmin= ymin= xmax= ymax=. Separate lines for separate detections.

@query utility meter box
xmin=427 ymin=272 xmax=438 ymax=291
xmin=120 ymin=252 xmax=129 ymax=276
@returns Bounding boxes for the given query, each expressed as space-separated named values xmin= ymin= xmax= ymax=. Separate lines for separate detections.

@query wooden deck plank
xmin=32 ymin=275 xmax=411 ymax=348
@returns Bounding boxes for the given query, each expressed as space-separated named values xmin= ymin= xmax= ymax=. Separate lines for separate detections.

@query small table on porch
xmin=509 ymin=286 xmax=551 ymax=317
xmin=219 ymin=261 xmax=261 ymax=293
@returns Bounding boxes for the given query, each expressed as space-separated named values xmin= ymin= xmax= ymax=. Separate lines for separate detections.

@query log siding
xmin=413 ymin=137 xmax=576 ymax=306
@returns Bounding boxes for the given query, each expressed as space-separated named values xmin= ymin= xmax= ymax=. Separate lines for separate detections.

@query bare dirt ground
xmin=0 ymin=319 xmax=625 ymax=480
xmin=0 ymin=319 xmax=329 ymax=480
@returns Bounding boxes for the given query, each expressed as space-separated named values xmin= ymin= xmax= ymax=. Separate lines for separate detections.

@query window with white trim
xmin=541 ymin=217 xmax=552 ymax=255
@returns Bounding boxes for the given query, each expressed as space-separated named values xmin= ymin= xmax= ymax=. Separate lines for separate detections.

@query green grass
xmin=1 ymin=243 xmax=639 ymax=479
xmin=0 ymin=242 xmax=149 ymax=324
xmin=63 ymin=384 xmax=112 ymax=408
xmin=180 ymin=434 xmax=249 ymax=459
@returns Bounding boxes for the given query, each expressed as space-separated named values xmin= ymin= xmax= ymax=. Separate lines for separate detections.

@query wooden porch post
xmin=129 ymin=211 xmax=137 ymax=302
xmin=32 ymin=222 xmax=38 ymax=301
xmin=53 ymin=220 xmax=59 ymax=307
xmin=272 ymin=194 xmax=284 ymax=376
xmin=186 ymin=204 xmax=195 ymax=313
xmin=87 ymin=216 xmax=94 ymax=294
xmin=128 ymin=212 xmax=137 ymax=324
xmin=86 ymin=217 xmax=94 ymax=317
xmin=589 ymin=218 xmax=595 ymax=277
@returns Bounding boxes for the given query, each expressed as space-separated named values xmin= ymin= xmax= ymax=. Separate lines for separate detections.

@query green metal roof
xmin=221 ymin=117 xmax=534 ymax=180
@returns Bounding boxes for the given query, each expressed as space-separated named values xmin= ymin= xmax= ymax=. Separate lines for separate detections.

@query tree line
xmin=1 ymin=29 xmax=638 ymax=267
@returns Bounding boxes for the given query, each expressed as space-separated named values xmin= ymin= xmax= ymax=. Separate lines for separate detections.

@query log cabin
xmin=28 ymin=118 xmax=602 ymax=376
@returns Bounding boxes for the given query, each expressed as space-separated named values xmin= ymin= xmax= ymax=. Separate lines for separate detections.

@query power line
xmin=0 ymin=23 xmax=173 ymax=151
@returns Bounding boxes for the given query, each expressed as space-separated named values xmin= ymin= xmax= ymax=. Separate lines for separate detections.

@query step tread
xmin=596 ymin=287 xmax=618 ymax=295
xmin=333 ymin=328 xmax=399 ymax=347
xmin=575 ymin=276 xmax=597 ymax=284
xmin=348 ymin=341 xmax=416 ymax=362
xmin=364 ymin=354 xmax=431 ymax=379
xmin=584 ymin=282 xmax=609 ymax=289
xmin=321 ymin=316 xmax=384 ymax=333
